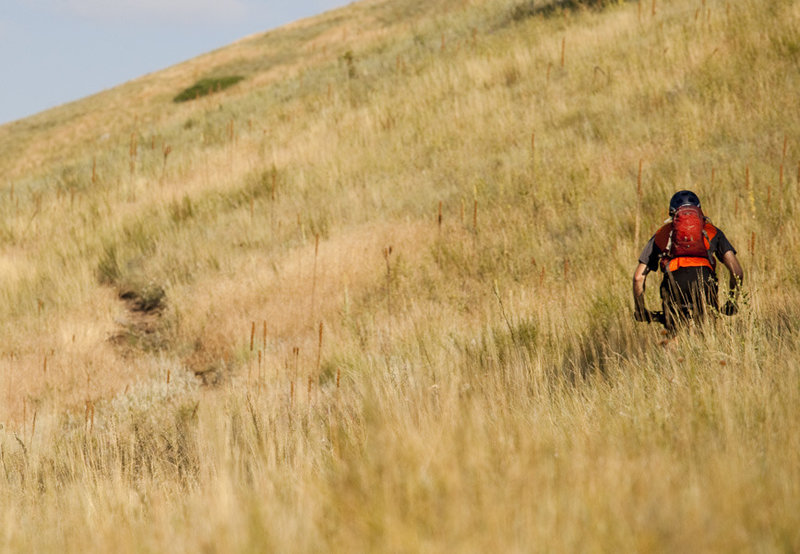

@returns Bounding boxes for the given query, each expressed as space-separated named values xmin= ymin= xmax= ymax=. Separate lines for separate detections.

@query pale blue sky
xmin=0 ymin=0 xmax=352 ymax=125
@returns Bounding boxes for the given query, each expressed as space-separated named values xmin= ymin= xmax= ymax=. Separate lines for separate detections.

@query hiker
xmin=632 ymin=190 xmax=744 ymax=333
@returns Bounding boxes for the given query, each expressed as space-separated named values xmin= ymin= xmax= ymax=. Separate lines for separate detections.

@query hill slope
xmin=1 ymin=0 xmax=799 ymax=551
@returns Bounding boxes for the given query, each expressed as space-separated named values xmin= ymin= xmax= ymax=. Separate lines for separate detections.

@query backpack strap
xmin=653 ymin=223 xmax=672 ymax=251
xmin=702 ymin=221 xmax=718 ymax=269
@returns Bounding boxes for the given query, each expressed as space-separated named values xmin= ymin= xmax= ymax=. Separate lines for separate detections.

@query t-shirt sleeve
xmin=712 ymin=228 xmax=736 ymax=260
xmin=638 ymin=236 xmax=661 ymax=271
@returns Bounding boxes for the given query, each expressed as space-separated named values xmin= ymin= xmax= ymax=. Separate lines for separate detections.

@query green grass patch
xmin=509 ymin=0 xmax=620 ymax=21
xmin=173 ymin=76 xmax=245 ymax=103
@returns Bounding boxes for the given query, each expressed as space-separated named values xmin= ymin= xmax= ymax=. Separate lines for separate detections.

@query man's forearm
xmin=632 ymin=264 xmax=649 ymax=313
xmin=633 ymin=284 xmax=646 ymax=310
xmin=722 ymin=251 xmax=744 ymax=296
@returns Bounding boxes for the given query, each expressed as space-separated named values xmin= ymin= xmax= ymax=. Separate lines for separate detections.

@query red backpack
xmin=659 ymin=205 xmax=714 ymax=271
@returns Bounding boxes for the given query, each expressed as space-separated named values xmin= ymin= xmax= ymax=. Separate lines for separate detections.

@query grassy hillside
xmin=1 ymin=0 xmax=799 ymax=551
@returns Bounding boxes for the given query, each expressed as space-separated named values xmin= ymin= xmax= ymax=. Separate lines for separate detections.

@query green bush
xmin=173 ymin=76 xmax=245 ymax=103
xmin=510 ymin=0 xmax=618 ymax=21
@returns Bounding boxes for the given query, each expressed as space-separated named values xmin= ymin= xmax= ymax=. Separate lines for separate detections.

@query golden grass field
xmin=0 ymin=0 xmax=799 ymax=551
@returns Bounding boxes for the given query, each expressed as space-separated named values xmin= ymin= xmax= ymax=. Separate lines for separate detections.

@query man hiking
xmin=633 ymin=190 xmax=744 ymax=333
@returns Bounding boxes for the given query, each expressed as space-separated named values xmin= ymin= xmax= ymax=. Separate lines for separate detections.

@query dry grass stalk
xmin=30 ymin=408 xmax=37 ymax=444
xmin=162 ymin=144 xmax=172 ymax=182
xmin=129 ymin=132 xmax=138 ymax=179
xmin=311 ymin=234 xmax=321 ymax=323
xmin=746 ymin=165 xmax=756 ymax=217
xmin=383 ymin=245 xmax=393 ymax=323
xmin=271 ymin=165 xmax=278 ymax=201
xmin=779 ymin=136 xmax=787 ymax=194
xmin=560 ymin=37 xmax=566 ymax=68
xmin=250 ymin=321 xmax=256 ymax=351
xmin=316 ymin=322 xmax=324 ymax=374
xmin=290 ymin=346 xmax=300 ymax=407
xmin=635 ymin=159 xmax=643 ymax=246
xmin=783 ymin=134 xmax=788 ymax=162
xmin=293 ymin=347 xmax=300 ymax=383
xmin=438 ymin=201 xmax=442 ymax=229
xmin=745 ymin=165 xmax=750 ymax=193
xmin=84 ymin=400 xmax=95 ymax=433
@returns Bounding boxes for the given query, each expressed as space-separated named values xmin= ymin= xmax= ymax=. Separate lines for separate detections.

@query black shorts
xmin=660 ymin=266 xmax=718 ymax=331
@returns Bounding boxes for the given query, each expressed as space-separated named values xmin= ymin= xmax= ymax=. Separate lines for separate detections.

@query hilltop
xmin=1 ymin=0 xmax=799 ymax=551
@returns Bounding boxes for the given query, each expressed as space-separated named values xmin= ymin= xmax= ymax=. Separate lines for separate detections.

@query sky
xmin=0 ymin=0 xmax=352 ymax=125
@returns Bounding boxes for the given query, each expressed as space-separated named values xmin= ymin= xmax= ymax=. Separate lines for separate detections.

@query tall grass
xmin=0 ymin=0 xmax=799 ymax=551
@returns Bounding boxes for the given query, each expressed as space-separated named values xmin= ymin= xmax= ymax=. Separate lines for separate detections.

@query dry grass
xmin=1 ymin=0 xmax=799 ymax=551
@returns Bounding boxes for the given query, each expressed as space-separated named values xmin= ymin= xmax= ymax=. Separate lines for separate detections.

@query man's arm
xmin=721 ymin=250 xmax=744 ymax=314
xmin=721 ymin=250 xmax=744 ymax=289
xmin=632 ymin=262 xmax=650 ymax=321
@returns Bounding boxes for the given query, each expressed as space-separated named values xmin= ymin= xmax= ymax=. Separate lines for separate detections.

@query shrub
xmin=510 ymin=0 xmax=616 ymax=21
xmin=173 ymin=76 xmax=245 ymax=103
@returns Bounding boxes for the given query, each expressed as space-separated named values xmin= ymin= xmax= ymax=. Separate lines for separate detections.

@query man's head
xmin=669 ymin=190 xmax=701 ymax=215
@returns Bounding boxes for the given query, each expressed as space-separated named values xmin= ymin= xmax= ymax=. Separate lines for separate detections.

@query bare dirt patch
xmin=110 ymin=284 xmax=170 ymax=355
